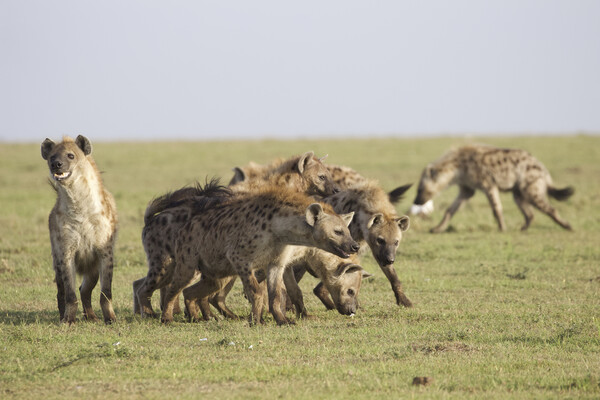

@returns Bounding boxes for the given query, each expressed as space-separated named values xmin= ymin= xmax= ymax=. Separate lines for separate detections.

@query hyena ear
xmin=395 ymin=215 xmax=410 ymax=232
xmin=230 ymin=167 xmax=246 ymax=184
xmin=41 ymin=138 xmax=55 ymax=160
xmin=336 ymin=263 xmax=368 ymax=278
xmin=340 ymin=211 xmax=355 ymax=227
xmin=297 ymin=151 xmax=315 ymax=174
xmin=75 ymin=135 xmax=92 ymax=155
xmin=367 ymin=213 xmax=384 ymax=229
xmin=425 ymin=164 xmax=438 ymax=180
xmin=305 ymin=203 xmax=324 ymax=227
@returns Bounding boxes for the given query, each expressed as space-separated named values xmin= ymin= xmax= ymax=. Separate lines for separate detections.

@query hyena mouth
xmin=53 ymin=171 xmax=72 ymax=181
xmin=330 ymin=243 xmax=351 ymax=259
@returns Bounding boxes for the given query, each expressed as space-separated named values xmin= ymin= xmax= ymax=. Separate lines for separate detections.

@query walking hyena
xmin=411 ymin=144 xmax=574 ymax=233
xmin=41 ymin=135 xmax=117 ymax=324
xmin=163 ymin=181 xmax=359 ymax=325
xmin=229 ymin=151 xmax=338 ymax=197
xmin=306 ymin=180 xmax=412 ymax=307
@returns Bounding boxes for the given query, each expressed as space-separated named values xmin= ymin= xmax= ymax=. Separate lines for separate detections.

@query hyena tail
xmin=388 ymin=183 xmax=413 ymax=205
xmin=547 ymin=186 xmax=575 ymax=201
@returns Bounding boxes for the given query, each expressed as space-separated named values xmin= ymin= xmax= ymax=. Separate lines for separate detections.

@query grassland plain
xmin=0 ymin=135 xmax=598 ymax=399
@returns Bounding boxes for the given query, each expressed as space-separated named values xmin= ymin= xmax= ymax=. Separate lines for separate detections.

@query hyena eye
xmin=334 ymin=229 xmax=343 ymax=236
xmin=376 ymin=237 xmax=385 ymax=245
xmin=347 ymin=289 xmax=355 ymax=296
xmin=67 ymin=153 xmax=75 ymax=160
xmin=394 ymin=240 xmax=399 ymax=246
xmin=318 ymin=175 xmax=326 ymax=181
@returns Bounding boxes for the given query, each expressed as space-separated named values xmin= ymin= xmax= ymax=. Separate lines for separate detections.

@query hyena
xmin=281 ymin=250 xmax=371 ymax=317
xmin=134 ymin=151 xmax=340 ymax=318
xmin=304 ymin=180 xmax=412 ymax=307
xmin=132 ymin=184 xmax=234 ymax=318
xmin=41 ymin=135 xmax=117 ymax=324
xmin=229 ymin=151 xmax=338 ymax=197
xmin=411 ymin=144 xmax=574 ymax=233
xmin=162 ymin=181 xmax=359 ymax=325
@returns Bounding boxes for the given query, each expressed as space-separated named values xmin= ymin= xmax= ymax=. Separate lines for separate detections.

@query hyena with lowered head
xmin=41 ymin=135 xmax=117 ymax=324
xmin=162 ymin=181 xmax=359 ymax=325
xmin=411 ymin=144 xmax=574 ymax=232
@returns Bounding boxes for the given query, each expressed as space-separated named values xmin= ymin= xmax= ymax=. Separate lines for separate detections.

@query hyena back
xmin=412 ymin=144 xmax=574 ymax=232
xmin=229 ymin=151 xmax=339 ymax=197
xmin=41 ymin=135 xmax=117 ymax=324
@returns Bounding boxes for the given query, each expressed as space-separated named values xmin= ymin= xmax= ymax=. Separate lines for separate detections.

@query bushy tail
xmin=388 ymin=183 xmax=412 ymax=204
xmin=547 ymin=186 xmax=574 ymax=201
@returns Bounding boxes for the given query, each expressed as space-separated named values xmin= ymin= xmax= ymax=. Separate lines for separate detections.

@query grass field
xmin=0 ymin=135 xmax=599 ymax=399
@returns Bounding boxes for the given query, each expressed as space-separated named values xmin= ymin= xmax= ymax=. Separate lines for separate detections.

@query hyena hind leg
xmin=512 ymin=189 xmax=535 ymax=231
xmin=528 ymin=193 xmax=572 ymax=230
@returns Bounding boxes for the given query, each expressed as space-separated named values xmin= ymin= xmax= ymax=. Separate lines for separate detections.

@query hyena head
xmin=41 ymin=135 xmax=92 ymax=185
xmin=305 ymin=203 xmax=360 ymax=259
xmin=296 ymin=152 xmax=339 ymax=197
xmin=327 ymin=262 xmax=372 ymax=315
xmin=411 ymin=164 xmax=442 ymax=215
xmin=366 ymin=213 xmax=410 ymax=266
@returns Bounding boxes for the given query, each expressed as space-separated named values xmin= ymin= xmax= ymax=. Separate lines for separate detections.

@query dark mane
xmin=144 ymin=178 xmax=232 ymax=225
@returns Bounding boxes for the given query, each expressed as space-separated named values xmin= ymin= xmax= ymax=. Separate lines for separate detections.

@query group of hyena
xmin=41 ymin=136 xmax=574 ymax=325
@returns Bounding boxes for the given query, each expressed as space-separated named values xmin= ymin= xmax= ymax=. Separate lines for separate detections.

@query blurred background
xmin=1 ymin=1 xmax=599 ymax=142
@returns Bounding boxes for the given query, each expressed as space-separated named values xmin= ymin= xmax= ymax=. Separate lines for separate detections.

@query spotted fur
xmin=41 ymin=135 xmax=117 ymax=324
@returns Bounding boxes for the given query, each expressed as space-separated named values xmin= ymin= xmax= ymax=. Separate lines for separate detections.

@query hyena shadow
xmin=0 ymin=310 xmax=61 ymax=325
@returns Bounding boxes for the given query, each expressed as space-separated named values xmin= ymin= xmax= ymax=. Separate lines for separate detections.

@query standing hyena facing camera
xmin=411 ymin=144 xmax=574 ymax=233
xmin=41 ymin=135 xmax=118 ymax=324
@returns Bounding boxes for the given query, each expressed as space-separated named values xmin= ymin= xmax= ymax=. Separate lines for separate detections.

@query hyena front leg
xmin=207 ymin=276 xmax=241 ymax=320
xmin=483 ymin=186 xmax=506 ymax=231
xmin=60 ymin=258 xmax=79 ymax=324
xmin=80 ymin=268 xmax=99 ymax=322
xmin=53 ymin=264 xmax=66 ymax=321
xmin=182 ymin=276 xmax=222 ymax=321
xmin=98 ymin=246 xmax=117 ymax=324
xmin=379 ymin=264 xmax=413 ymax=307
xmin=267 ymin=263 xmax=293 ymax=325
xmin=312 ymin=282 xmax=336 ymax=310
xmin=283 ymin=267 xmax=310 ymax=319
xmin=237 ymin=268 xmax=266 ymax=325
xmin=431 ymin=186 xmax=475 ymax=233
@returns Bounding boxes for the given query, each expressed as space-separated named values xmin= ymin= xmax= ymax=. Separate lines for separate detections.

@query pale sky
xmin=1 ymin=1 xmax=599 ymax=142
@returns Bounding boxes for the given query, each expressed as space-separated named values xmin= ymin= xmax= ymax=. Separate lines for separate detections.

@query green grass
xmin=1 ymin=135 xmax=599 ymax=399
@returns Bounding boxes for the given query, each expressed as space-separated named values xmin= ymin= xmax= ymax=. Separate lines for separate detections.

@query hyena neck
xmin=270 ymin=214 xmax=316 ymax=247
xmin=56 ymin=165 xmax=106 ymax=214
xmin=433 ymin=159 xmax=460 ymax=190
